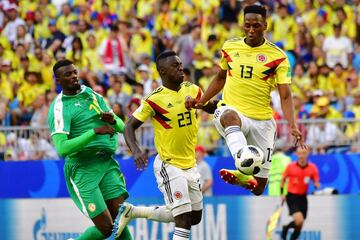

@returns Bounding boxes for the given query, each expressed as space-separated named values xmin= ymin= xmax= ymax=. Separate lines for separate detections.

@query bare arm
xmin=280 ymin=175 xmax=287 ymax=190
xmin=202 ymin=179 xmax=213 ymax=193
xmin=201 ymin=99 xmax=219 ymax=114
xmin=278 ymin=84 xmax=305 ymax=148
xmin=124 ymin=116 xmax=148 ymax=170
xmin=198 ymin=69 xmax=227 ymax=105
xmin=348 ymin=53 xmax=352 ymax=68
xmin=280 ymin=174 xmax=287 ymax=202
xmin=314 ymin=181 xmax=321 ymax=189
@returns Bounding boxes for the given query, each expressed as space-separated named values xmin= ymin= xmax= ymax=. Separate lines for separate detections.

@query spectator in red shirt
xmin=280 ymin=147 xmax=320 ymax=240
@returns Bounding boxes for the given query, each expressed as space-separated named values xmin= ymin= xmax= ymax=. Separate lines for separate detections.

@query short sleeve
xmin=132 ymin=99 xmax=154 ymax=122
xmin=96 ymin=91 xmax=111 ymax=112
xmin=219 ymin=43 xmax=229 ymax=70
xmin=48 ymin=99 xmax=71 ymax=136
xmin=275 ymin=57 xmax=292 ymax=84
xmin=282 ymin=164 xmax=290 ymax=179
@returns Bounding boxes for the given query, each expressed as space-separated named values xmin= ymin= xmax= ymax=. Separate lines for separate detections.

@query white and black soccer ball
xmin=235 ymin=145 xmax=264 ymax=175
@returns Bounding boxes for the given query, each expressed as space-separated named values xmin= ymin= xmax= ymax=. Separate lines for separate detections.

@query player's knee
xmin=252 ymin=181 xmax=267 ymax=196
xmin=293 ymin=213 xmax=305 ymax=228
xmin=220 ymin=110 xmax=241 ymax=128
xmin=100 ymin=223 xmax=114 ymax=237
xmin=191 ymin=211 xmax=202 ymax=225
xmin=174 ymin=212 xmax=192 ymax=229
xmin=294 ymin=218 xmax=304 ymax=227
xmin=252 ymin=187 xmax=264 ymax=196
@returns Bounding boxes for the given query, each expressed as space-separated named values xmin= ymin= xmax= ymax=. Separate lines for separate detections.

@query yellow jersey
xmin=133 ymin=82 xmax=202 ymax=169
xmin=219 ymin=38 xmax=291 ymax=120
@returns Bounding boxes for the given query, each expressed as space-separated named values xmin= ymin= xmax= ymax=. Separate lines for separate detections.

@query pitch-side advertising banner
xmin=0 ymin=196 xmax=359 ymax=240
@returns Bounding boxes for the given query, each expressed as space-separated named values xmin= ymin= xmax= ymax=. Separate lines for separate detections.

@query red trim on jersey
xmin=261 ymin=57 xmax=286 ymax=81
xmin=146 ymin=99 xmax=172 ymax=129
xmin=264 ymin=57 xmax=286 ymax=68
xmin=222 ymin=50 xmax=233 ymax=62
xmin=195 ymin=88 xmax=202 ymax=101
xmin=222 ymin=50 xmax=233 ymax=76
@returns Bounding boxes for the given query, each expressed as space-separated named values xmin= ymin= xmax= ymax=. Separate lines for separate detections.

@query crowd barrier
xmin=0 ymin=195 xmax=359 ymax=240
xmin=1 ymin=118 xmax=360 ymax=158
xmin=1 ymin=154 xmax=360 ymax=198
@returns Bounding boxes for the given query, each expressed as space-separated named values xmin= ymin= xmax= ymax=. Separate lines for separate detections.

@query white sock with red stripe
xmin=224 ymin=126 xmax=247 ymax=159
xmin=173 ymin=227 xmax=190 ymax=240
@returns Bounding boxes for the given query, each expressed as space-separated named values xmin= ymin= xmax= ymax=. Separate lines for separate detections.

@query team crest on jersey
xmin=256 ymin=54 xmax=267 ymax=63
xmin=88 ymin=203 xmax=96 ymax=212
xmin=174 ymin=191 xmax=182 ymax=200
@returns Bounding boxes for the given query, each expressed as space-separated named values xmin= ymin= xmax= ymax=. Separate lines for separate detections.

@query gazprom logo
xmin=33 ymin=208 xmax=82 ymax=240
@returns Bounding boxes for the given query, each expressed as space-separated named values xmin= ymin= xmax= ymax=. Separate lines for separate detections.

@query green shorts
xmin=64 ymin=150 xmax=129 ymax=218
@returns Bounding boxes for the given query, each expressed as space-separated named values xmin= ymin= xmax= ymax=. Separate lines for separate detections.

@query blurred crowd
xmin=0 ymin=0 xmax=360 ymax=160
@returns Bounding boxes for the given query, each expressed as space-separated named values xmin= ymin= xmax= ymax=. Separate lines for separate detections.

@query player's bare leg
xmin=218 ymin=109 xmax=258 ymax=191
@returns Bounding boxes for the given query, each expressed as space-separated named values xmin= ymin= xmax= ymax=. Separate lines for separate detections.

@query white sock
xmin=224 ymin=126 xmax=247 ymax=158
xmin=131 ymin=206 xmax=152 ymax=218
xmin=148 ymin=206 xmax=174 ymax=223
xmin=131 ymin=206 xmax=174 ymax=223
xmin=173 ymin=227 xmax=190 ymax=240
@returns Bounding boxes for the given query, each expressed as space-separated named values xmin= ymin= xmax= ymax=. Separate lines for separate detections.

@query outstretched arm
xmin=124 ymin=116 xmax=148 ymax=170
xmin=278 ymin=84 xmax=305 ymax=148
xmin=185 ymin=69 xmax=226 ymax=110
xmin=201 ymin=99 xmax=219 ymax=114
xmin=198 ymin=69 xmax=227 ymax=106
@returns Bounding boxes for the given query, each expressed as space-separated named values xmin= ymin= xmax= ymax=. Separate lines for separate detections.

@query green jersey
xmin=48 ymin=86 xmax=117 ymax=156
xmin=268 ymin=152 xmax=291 ymax=196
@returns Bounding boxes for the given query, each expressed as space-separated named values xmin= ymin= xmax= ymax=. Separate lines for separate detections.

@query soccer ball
xmin=235 ymin=145 xmax=264 ymax=175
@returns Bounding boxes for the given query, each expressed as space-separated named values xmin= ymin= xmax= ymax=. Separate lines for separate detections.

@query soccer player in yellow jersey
xmin=186 ymin=5 xmax=304 ymax=195
xmin=114 ymin=51 xmax=217 ymax=240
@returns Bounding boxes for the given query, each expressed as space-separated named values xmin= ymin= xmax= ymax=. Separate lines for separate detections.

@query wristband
xmin=280 ymin=187 xmax=284 ymax=195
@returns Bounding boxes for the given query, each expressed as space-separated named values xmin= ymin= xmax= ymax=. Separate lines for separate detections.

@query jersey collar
xmin=243 ymin=37 xmax=268 ymax=48
xmin=296 ymin=161 xmax=309 ymax=169
xmin=61 ymin=85 xmax=86 ymax=97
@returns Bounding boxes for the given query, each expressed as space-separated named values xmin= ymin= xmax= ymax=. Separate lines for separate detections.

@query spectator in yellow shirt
xmin=66 ymin=36 xmax=89 ymax=80
xmin=329 ymin=63 xmax=348 ymax=99
xmin=130 ymin=18 xmax=153 ymax=64
xmin=317 ymin=64 xmax=333 ymax=94
xmin=0 ymin=69 xmax=14 ymax=102
xmin=335 ymin=7 xmax=356 ymax=40
xmin=197 ymin=111 xmax=220 ymax=155
xmin=1 ymin=60 xmax=20 ymax=93
xmin=11 ymin=71 xmax=46 ymax=125
xmin=198 ymin=61 xmax=216 ymax=91
xmin=86 ymin=12 xmax=108 ymax=48
xmin=291 ymin=63 xmax=311 ymax=100
xmin=311 ymin=96 xmax=343 ymax=120
xmin=154 ymin=0 xmax=185 ymax=36
xmin=193 ymin=34 xmax=219 ymax=83
xmin=272 ymin=4 xmax=297 ymax=51
xmin=56 ymin=3 xmax=77 ymax=36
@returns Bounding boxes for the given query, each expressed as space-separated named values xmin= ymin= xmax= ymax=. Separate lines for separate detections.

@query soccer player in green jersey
xmin=47 ymin=59 xmax=132 ymax=240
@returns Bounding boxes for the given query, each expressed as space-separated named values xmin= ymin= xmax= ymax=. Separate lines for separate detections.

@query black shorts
xmin=286 ymin=193 xmax=308 ymax=219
